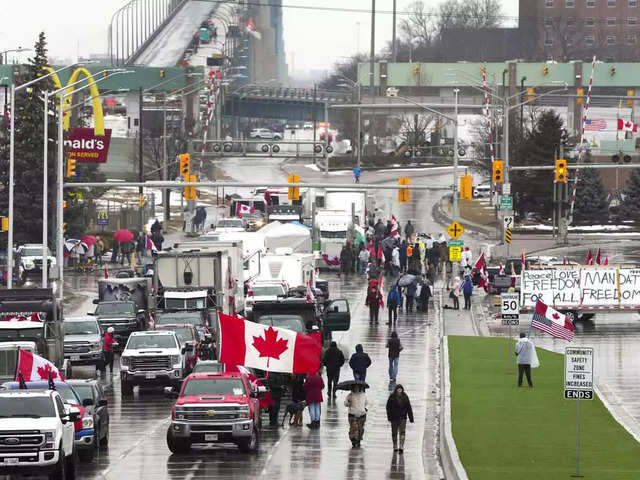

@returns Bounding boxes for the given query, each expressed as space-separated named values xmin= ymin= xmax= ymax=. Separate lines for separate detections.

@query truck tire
xmin=166 ymin=428 xmax=191 ymax=454
xmin=237 ymin=426 xmax=259 ymax=453
xmin=78 ymin=447 xmax=94 ymax=462
xmin=120 ymin=379 xmax=134 ymax=396
xmin=99 ymin=427 xmax=109 ymax=449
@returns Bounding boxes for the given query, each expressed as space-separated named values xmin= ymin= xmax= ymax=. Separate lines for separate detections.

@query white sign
xmin=520 ymin=269 xmax=581 ymax=308
xmin=502 ymin=183 xmax=511 ymax=195
xmin=564 ymin=347 xmax=594 ymax=400
xmin=501 ymin=293 xmax=520 ymax=323
xmin=503 ymin=215 xmax=514 ymax=231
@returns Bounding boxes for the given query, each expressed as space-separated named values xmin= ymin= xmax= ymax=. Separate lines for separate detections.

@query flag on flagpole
xmin=218 ymin=313 xmax=321 ymax=374
xmin=14 ymin=349 xmax=66 ymax=382
xmin=390 ymin=216 xmax=399 ymax=237
xmin=530 ymin=300 xmax=574 ymax=341
xmin=603 ymin=256 xmax=609 ymax=265
xmin=584 ymin=119 xmax=607 ymax=131
xmin=305 ymin=280 xmax=315 ymax=303
xmin=104 ymin=265 xmax=109 ymax=279
xmin=585 ymin=249 xmax=593 ymax=265
xmin=563 ymin=257 xmax=567 ymax=265
xmin=595 ymin=248 xmax=601 ymax=265
xmin=510 ymin=262 xmax=517 ymax=287
xmin=617 ymin=118 xmax=639 ymax=132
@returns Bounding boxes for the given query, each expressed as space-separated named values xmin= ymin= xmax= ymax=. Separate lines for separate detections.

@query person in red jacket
xmin=101 ymin=327 xmax=117 ymax=374
xmin=303 ymin=370 xmax=325 ymax=429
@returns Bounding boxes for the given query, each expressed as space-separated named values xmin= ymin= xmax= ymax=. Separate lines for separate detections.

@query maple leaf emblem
xmin=37 ymin=363 xmax=58 ymax=381
xmin=252 ymin=326 xmax=288 ymax=368
xmin=552 ymin=313 xmax=560 ymax=320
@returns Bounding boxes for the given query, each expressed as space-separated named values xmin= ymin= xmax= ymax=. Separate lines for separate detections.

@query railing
xmin=108 ymin=0 xmax=186 ymax=65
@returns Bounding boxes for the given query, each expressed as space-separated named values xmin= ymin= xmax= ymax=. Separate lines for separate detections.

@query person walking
xmin=448 ymin=276 xmax=461 ymax=310
xmin=515 ymin=332 xmax=539 ymax=387
xmin=340 ymin=242 xmax=354 ymax=278
xmin=100 ymin=327 xmax=117 ymax=374
xmin=365 ymin=282 xmax=382 ymax=324
xmin=386 ymin=384 xmax=414 ymax=453
xmin=386 ymin=286 xmax=401 ymax=326
xmin=391 ymin=245 xmax=400 ymax=275
xmin=349 ymin=344 xmax=372 ymax=381
xmin=95 ymin=236 xmax=104 ymax=266
xmin=462 ymin=274 xmax=473 ymax=310
xmin=344 ymin=385 xmax=368 ymax=448
xmin=417 ymin=278 xmax=432 ymax=315
xmin=399 ymin=240 xmax=408 ymax=273
xmin=386 ymin=331 xmax=403 ymax=383
xmin=322 ymin=341 xmax=345 ymax=400
xmin=303 ymin=370 xmax=325 ymax=429
xmin=110 ymin=240 xmax=119 ymax=264
xmin=358 ymin=247 xmax=370 ymax=275
xmin=404 ymin=220 xmax=414 ymax=242
xmin=353 ymin=165 xmax=361 ymax=183
xmin=151 ymin=229 xmax=164 ymax=251
xmin=405 ymin=281 xmax=417 ymax=313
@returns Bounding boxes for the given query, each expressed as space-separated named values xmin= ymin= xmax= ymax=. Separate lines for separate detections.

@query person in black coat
xmin=417 ymin=278 xmax=432 ymax=315
xmin=349 ymin=344 xmax=372 ymax=381
xmin=399 ymin=240 xmax=408 ymax=273
xmin=386 ymin=384 xmax=414 ymax=453
xmin=322 ymin=341 xmax=345 ymax=399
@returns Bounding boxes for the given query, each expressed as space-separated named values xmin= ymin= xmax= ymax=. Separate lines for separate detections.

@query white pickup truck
xmin=0 ymin=389 xmax=79 ymax=479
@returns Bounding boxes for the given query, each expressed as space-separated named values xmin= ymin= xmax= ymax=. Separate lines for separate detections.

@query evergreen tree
xmin=512 ymin=110 xmax=568 ymax=219
xmin=621 ymin=168 xmax=640 ymax=222
xmin=573 ymin=153 xmax=609 ymax=224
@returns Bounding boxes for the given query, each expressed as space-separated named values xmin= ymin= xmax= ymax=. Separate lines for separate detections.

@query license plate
xmin=205 ymin=434 xmax=218 ymax=441
xmin=3 ymin=458 xmax=18 ymax=465
xmin=71 ymin=355 xmax=80 ymax=361
xmin=145 ymin=372 xmax=156 ymax=379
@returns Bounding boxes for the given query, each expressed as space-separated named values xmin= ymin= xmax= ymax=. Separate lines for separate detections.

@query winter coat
xmin=399 ymin=244 xmax=408 ymax=266
xmin=515 ymin=337 xmax=539 ymax=366
xmin=366 ymin=286 xmax=382 ymax=309
xmin=419 ymin=282 xmax=432 ymax=302
xmin=374 ymin=221 xmax=386 ymax=238
xmin=322 ymin=345 xmax=345 ymax=374
xmin=451 ymin=278 xmax=461 ymax=297
xmin=345 ymin=391 xmax=368 ymax=417
xmin=386 ymin=387 xmax=414 ymax=423
xmin=387 ymin=336 xmax=403 ymax=359
xmin=462 ymin=278 xmax=473 ymax=296
xmin=358 ymin=249 xmax=370 ymax=264
xmin=391 ymin=248 xmax=400 ymax=267
xmin=151 ymin=232 xmax=164 ymax=251
xmin=340 ymin=246 xmax=354 ymax=267
xmin=387 ymin=289 xmax=401 ymax=308
xmin=405 ymin=222 xmax=414 ymax=237
xmin=349 ymin=344 xmax=372 ymax=375
xmin=303 ymin=373 xmax=325 ymax=404
xmin=103 ymin=332 xmax=115 ymax=352
xmin=406 ymin=282 xmax=418 ymax=298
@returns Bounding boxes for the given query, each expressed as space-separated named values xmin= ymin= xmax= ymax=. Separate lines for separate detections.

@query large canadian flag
xmin=617 ymin=118 xmax=639 ymax=133
xmin=218 ymin=313 xmax=321 ymax=374
xmin=236 ymin=203 xmax=255 ymax=218
xmin=14 ymin=349 xmax=65 ymax=382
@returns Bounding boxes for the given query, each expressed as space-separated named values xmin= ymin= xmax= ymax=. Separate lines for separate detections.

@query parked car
xmin=303 ymin=122 xmax=313 ymax=130
xmin=214 ymin=218 xmax=245 ymax=233
xmin=249 ymin=128 xmax=282 ymax=140
xmin=67 ymin=379 xmax=110 ymax=452
xmin=16 ymin=244 xmax=56 ymax=282
xmin=192 ymin=360 xmax=225 ymax=374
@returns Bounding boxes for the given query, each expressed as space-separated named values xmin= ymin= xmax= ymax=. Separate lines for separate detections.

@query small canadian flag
xmin=236 ymin=203 xmax=255 ymax=218
xmin=14 ymin=349 xmax=65 ymax=382
xmin=617 ymin=118 xmax=638 ymax=132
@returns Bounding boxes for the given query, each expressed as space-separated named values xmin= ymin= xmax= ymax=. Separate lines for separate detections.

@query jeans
xmin=391 ymin=419 xmax=407 ymax=449
xmin=308 ymin=402 xmax=321 ymax=422
xmin=518 ymin=363 xmax=533 ymax=386
xmin=388 ymin=357 xmax=399 ymax=380
xmin=327 ymin=371 xmax=340 ymax=397
xmin=360 ymin=262 xmax=367 ymax=275
xmin=464 ymin=294 xmax=471 ymax=310
xmin=353 ymin=371 xmax=367 ymax=382
xmin=388 ymin=306 xmax=397 ymax=324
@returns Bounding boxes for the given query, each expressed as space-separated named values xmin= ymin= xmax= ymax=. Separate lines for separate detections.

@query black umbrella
xmin=335 ymin=380 xmax=370 ymax=391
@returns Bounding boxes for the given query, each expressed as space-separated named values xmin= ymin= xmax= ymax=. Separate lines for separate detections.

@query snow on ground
xmin=518 ymin=224 xmax=635 ymax=231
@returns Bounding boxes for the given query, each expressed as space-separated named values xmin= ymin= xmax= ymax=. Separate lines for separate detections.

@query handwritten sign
xmin=580 ymin=269 xmax=618 ymax=307
xmin=520 ymin=269 xmax=580 ymax=308
xmin=618 ymin=268 xmax=640 ymax=305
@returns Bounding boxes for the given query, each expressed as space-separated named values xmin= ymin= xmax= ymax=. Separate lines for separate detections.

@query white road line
xmin=184 ymin=459 xmax=203 ymax=480
xmin=260 ymin=429 xmax=290 ymax=476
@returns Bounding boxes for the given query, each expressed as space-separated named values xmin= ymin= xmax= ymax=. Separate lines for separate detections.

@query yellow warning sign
xmin=449 ymin=246 xmax=462 ymax=262
xmin=446 ymin=221 xmax=465 ymax=240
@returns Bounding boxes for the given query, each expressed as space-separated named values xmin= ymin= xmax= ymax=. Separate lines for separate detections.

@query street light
xmin=0 ymin=47 xmax=31 ymax=65
xmin=55 ymin=69 xmax=133 ymax=300
xmin=336 ymin=75 xmax=362 ymax=167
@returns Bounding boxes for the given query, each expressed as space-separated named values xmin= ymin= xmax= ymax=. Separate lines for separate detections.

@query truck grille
xmin=130 ymin=356 xmax=171 ymax=371
xmin=0 ymin=431 xmax=44 ymax=449
xmin=64 ymin=342 xmax=90 ymax=354
xmin=176 ymin=405 xmax=247 ymax=422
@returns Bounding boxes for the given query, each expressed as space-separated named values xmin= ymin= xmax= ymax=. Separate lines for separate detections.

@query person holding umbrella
xmin=344 ymin=384 xmax=368 ymax=448
xmin=386 ymin=384 xmax=414 ymax=453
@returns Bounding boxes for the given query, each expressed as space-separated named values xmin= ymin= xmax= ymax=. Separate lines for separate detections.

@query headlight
xmin=43 ymin=430 xmax=56 ymax=441
xmin=82 ymin=416 xmax=94 ymax=429
xmin=171 ymin=355 xmax=181 ymax=365
xmin=91 ymin=342 xmax=101 ymax=350
xmin=120 ymin=356 xmax=130 ymax=367
xmin=238 ymin=406 xmax=250 ymax=419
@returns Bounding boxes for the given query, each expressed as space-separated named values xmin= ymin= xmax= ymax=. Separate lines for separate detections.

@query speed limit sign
xmin=501 ymin=293 xmax=520 ymax=324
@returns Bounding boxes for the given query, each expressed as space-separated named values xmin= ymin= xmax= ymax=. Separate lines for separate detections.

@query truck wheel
xmin=237 ymin=426 xmax=259 ymax=453
xmin=166 ymin=428 xmax=191 ymax=454
xmin=48 ymin=455 xmax=66 ymax=480
xmin=78 ymin=447 xmax=94 ymax=462
xmin=99 ymin=427 xmax=109 ymax=449
xmin=120 ymin=379 xmax=134 ymax=396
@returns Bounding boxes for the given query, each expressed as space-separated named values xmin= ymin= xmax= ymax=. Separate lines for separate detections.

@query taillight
xmin=171 ymin=406 xmax=175 ymax=420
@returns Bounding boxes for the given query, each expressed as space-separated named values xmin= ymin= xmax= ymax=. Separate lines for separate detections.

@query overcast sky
xmin=1 ymin=0 xmax=517 ymax=69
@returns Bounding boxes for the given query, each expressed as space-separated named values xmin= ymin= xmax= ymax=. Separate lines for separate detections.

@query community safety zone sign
xmin=520 ymin=268 xmax=640 ymax=308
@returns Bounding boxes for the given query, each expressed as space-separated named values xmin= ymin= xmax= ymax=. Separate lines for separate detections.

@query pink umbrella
xmin=81 ymin=235 xmax=96 ymax=247
xmin=113 ymin=229 xmax=134 ymax=243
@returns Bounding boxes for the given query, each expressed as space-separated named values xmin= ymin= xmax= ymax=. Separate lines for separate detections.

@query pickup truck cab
xmin=119 ymin=330 xmax=188 ymax=396
xmin=155 ymin=324 xmax=200 ymax=374
xmin=63 ymin=316 xmax=103 ymax=368
xmin=167 ymin=372 xmax=263 ymax=453
xmin=93 ymin=301 xmax=144 ymax=347
xmin=16 ymin=244 xmax=57 ymax=281
xmin=0 ymin=390 xmax=78 ymax=478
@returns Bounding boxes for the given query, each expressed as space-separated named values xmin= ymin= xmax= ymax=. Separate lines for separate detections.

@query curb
xmin=440 ymin=334 xmax=469 ymax=480
xmin=433 ymin=196 xmax=494 ymax=237
xmin=594 ymin=383 xmax=640 ymax=444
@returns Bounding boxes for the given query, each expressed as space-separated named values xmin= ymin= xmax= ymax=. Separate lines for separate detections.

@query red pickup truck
xmin=167 ymin=371 xmax=264 ymax=453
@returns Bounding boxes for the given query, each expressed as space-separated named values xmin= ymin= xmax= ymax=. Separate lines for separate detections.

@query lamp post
xmin=337 ymin=76 xmax=361 ymax=167
xmin=0 ymin=48 xmax=31 ymax=65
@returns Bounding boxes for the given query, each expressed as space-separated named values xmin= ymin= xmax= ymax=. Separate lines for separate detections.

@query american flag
xmin=584 ymin=119 xmax=607 ymax=131
xmin=531 ymin=300 xmax=574 ymax=341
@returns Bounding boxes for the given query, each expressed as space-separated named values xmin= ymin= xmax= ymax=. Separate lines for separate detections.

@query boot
xmin=314 ymin=420 xmax=321 ymax=429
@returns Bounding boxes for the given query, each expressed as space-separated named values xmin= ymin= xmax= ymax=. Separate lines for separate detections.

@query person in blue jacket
xmin=353 ymin=165 xmax=361 ymax=183
xmin=387 ymin=286 xmax=401 ymax=326
xmin=462 ymin=274 xmax=474 ymax=310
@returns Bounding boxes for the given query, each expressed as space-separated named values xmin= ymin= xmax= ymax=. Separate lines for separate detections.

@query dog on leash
xmin=282 ymin=401 xmax=306 ymax=427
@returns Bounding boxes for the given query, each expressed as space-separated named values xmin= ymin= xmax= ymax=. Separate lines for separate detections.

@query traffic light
xmin=492 ymin=160 xmax=503 ymax=183
xmin=398 ymin=177 xmax=410 ymax=203
xmin=610 ymin=66 xmax=616 ymax=76
xmin=624 ymin=154 xmax=632 ymax=163
xmin=159 ymin=69 xmax=165 ymax=78
xmin=543 ymin=65 xmax=549 ymax=76
xmin=66 ymin=158 xmax=76 ymax=178
xmin=555 ymin=159 xmax=567 ymax=183
xmin=0 ymin=217 xmax=7 ymax=232
xmin=63 ymin=201 xmax=67 ymax=209
xmin=62 ymin=222 xmax=67 ymax=234
xmin=526 ymin=87 xmax=534 ymax=103
xmin=138 ymin=195 xmax=146 ymax=207
xmin=459 ymin=174 xmax=473 ymax=200
xmin=179 ymin=153 xmax=190 ymax=177
xmin=612 ymin=154 xmax=620 ymax=163
xmin=287 ymin=174 xmax=300 ymax=201
xmin=628 ymin=90 xmax=635 ymax=107
xmin=577 ymin=87 xmax=585 ymax=105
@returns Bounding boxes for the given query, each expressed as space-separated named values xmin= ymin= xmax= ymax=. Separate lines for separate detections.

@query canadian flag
xmin=236 ymin=203 xmax=255 ymax=218
xmin=218 ymin=313 xmax=321 ymax=374
xmin=14 ymin=349 xmax=65 ymax=382
xmin=617 ymin=118 xmax=638 ymax=132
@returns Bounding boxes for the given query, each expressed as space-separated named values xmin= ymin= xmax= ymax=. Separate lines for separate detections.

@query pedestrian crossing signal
xmin=492 ymin=160 xmax=503 ymax=183
xmin=555 ymin=159 xmax=567 ymax=183
xmin=179 ymin=154 xmax=190 ymax=177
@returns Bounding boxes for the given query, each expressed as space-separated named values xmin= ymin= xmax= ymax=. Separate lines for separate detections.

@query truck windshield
xmin=126 ymin=335 xmax=177 ymax=349
xmin=159 ymin=327 xmax=193 ymax=344
xmin=256 ymin=315 xmax=305 ymax=333
xmin=156 ymin=312 xmax=203 ymax=327
xmin=164 ymin=298 xmax=206 ymax=309
xmin=217 ymin=220 xmax=243 ymax=228
xmin=64 ymin=321 xmax=99 ymax=335
xmin=21 ymin=247 xmax=52 ymax=257
xmin=70 ymin=385 xmax=93 ymax=403
xmin=96 ymin=303 xmax=135 ymax=316
xmin=320 ymin=230 xmax=347 ymax=238
xmin=0 ymin=397 xmax=56 ymax=418
xmin=0 ymin=328 xmax=44 ymax=341
xmin=251 ymin=285 xmax=286 ymax=296
xmin=17 ymin=385 xmax=80 ymax=405
xmin=182 ymin=378 xmax=246 ymax=396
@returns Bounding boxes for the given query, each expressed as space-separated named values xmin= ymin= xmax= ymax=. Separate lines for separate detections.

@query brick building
xmin=520 ymin=0 xmax=640 ymax=61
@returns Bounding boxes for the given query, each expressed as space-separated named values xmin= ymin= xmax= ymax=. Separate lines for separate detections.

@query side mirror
xmin=82 ymin=398 xmax=94 ymax=407
xmin=92 ymin=299 xmax=99 ymax=305
xmin=60 ymin=415 xmax=70 ymax=424
xmin=257 ymin=385 xmax=267 ymax=398
xmin=165 ymin=390 xmax=179 ymax=398
xmin=68 ymin=411 xmax=80 ymax=423
xmin=137 ymin=309 xmax=145 ymax=314
xmin=181 ymin=346 xmax=186 ymax=355
xmin=98 ymin=399 xmax=108 ymax=407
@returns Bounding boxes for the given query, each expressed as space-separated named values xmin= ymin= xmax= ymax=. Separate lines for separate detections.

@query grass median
xmin=448 ymin=336 xmax=640 ymax=479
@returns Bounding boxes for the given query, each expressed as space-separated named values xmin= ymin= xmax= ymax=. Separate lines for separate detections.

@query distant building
xmin=440 ymin=28 xmax=521 ymax=62
xmin=519 ymin=0 xmax=640 ymax=61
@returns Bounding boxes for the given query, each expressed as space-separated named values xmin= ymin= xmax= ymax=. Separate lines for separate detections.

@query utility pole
xmin=324 ymin=99 xmax=329 ymax=174
xmin=391 ymin=0 xmax=397 ymax=63
xmin=138 ymin=87 xmax=144 ymax=232
xmin=369 ymin=0 xmax=375 ymax=93
xmin=163 ymin=95 xmax=169 ymax=225
xmin=453 ymin=88 xmax=460 ymax=220
xmin=356 ymin=83 xmax=362 ymax=167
